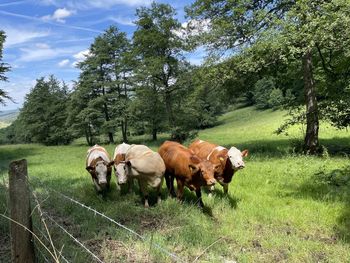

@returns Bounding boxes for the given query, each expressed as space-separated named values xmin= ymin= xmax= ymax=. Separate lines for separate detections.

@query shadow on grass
xmin=0 ymin=146 xmax=39 ymax=172
xmin=290 ymin=165 xmax=350 ymax=243
xmin=219 ymin=137 xmax=350 ymax=158
xmin=211 ymin=188 xmax=240 ymax=209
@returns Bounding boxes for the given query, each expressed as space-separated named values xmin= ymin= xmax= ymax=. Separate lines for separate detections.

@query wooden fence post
xmin=9 ymin=159 xmax=35 ymax=263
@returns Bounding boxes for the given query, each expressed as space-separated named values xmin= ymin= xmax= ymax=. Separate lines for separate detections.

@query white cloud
xmin=39 ymin=0 xmax=150 ymax=9
xmin=108 ymin=16 xmax=135 ymax=26
xmin=58 ymin=59 xmax=70 ymax=67
xmin=0 ymin=78 xmax=36 ymax=109
xmin=71 ymin=49 xmax=90 ymax=67
xmin=173 ymin=19 xmax=211 ymax=39
xmin=2 ymin=26 xmax=50 ymax=48
xmin=42 ymin=8 xmax=75 ymax=23
xmin=18 ymin=45 xmax=83 ymax=63
xmin=73 ymin=49 xmax=90 ymax=61
xmin=35 ymin=43 xmax=50 ymax=49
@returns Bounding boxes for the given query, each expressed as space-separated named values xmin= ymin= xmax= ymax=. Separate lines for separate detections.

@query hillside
xmin=0 ymin=109 xmax=19 ymax=128
xmin=0 ymin=107 xmax=349 ymax=262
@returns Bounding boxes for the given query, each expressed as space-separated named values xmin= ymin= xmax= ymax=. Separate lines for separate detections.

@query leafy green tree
xmin=0 ymin=31 xmax=11 ymax=105
xmin=129 ymin=82 xmax=166 ymax=140
xmin=16 ymin=76 xmax=73 ymax=145
xmin=72 ymin=26 xmax=132 ymax=144
xmin=188 ymin=0 xmax=350 ymax=154
xmin=133 ymin=2 xmax=187 ymax=131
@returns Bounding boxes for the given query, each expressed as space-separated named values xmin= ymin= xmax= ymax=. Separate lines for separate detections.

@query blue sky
xmin=0 ymin=0 xmax=204 ymax=110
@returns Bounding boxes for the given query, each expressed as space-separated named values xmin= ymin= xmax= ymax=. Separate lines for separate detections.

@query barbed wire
xmin=29 ymin=178 xmax=185 ymax=262
xmin=33 ymin=224 xmax=70 ymax=263
xmin=44 ymin=212 xmax=104 ymax=263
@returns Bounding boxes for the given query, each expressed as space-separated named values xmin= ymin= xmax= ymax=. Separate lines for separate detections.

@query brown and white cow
xmin=86 ymin=145 xmax=114 ymax=192
xmin=158 ymin=141 xmax=216 ymax=208
xmin=116 ymin=144 xmax=165 ymax=207
xmin=113 ymin=142 xmax=132 ymax=191
xmin=189 ymin=139 xmax=248 ymax=195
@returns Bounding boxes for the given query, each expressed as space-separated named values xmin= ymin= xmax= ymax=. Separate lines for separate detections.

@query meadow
xmin=1 ymin=106 xmax=350 ymax=262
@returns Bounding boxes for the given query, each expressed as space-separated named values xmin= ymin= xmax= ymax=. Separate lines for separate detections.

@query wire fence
xmin=30 ymin=178 xmax=185 ymax=262
xmin=0 ymin=171 xmax=186 ymax=263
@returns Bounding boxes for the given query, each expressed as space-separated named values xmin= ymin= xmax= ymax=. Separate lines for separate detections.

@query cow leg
xmin=196 ymin=188 xmax=204 ymax=208
xmin=208 ymin=185 xmax=215 ymax=198
xmin=106 ymin=171 xmax=111 ymax=190
xmin=128 ymin=178 xmax=134 ymax=193
xmin=165 ymin=173 xmax=176 ymax=198
xmin=156 ymin=178 xmax=163 ymax=205
xmin=138 ymin=179 xmax=149 ymax=208
xmin=223 ymin=183 xmax=228 ymax=194
xmin=93 ymin=179 xmax=102 ymax=193
xmin=176 ymin=179 xmax=184 ymax=201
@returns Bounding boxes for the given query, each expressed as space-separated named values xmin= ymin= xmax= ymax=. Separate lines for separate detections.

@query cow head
xmin=86 ymin=160 xmax=114 ymax=190
xmin=114 ymin=162 xmax=128 ymax=185
xmin=190 ymin=156 xmax=216 ymax=186
xmin=227 ymin=147 xmax=248 ymax=170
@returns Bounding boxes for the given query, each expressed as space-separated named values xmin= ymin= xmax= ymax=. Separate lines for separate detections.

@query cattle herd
xmin=86 ymin=140 xmax=248 ymax=208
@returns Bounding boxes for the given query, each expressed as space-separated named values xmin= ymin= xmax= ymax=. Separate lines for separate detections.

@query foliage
xmin=68 ymin=26 xmax=132 ymax=144
xmin=0 ymin=30 xmax=11 ymax=105
xmin=8 ymin=76 xmax=73 ymax=145
xmin=187 ymin=0 xmax=350 ymax=153
xmin=132 ymin=2 xmax=188 ymax=139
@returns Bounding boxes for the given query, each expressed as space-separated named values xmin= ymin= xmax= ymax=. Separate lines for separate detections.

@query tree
xmin=133 ymin=2 xmax=187 ymax=132
xmin=15 ymin=76 xmax=73 ymax=145
xmin=188 ymin=0 xmax=350 ymax=154
xmin=0 ymin=30 xmax=11 ymax=105
xmin=72 ymin=26 xmax=132 ymax=144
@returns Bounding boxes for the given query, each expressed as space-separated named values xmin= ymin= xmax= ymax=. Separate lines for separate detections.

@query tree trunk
xmin=152 ymin=128 xmax=157 ymax=141
xmin=102 ymin=100 xmax=114 ymax=144
xmin=302 ymin=49 xmax=319 ymax=154
xmin=164 ymin=91 xmax=175 ymax=128
xmin=121 ymin=119 xmax=128 ymax=143
xmin=85 ymin=125 xmax=93 ymax=146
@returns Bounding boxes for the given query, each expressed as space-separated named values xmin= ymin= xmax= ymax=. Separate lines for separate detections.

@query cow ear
xmin=241 ymin=149 xmax=249 ymax=157
xmin=86 ymin=166 xmax=94 ymax=172
xmin=189 ymin=164 xmax=199 ymax=174
xmin=107 ymin=161 xmax=114 ymax=167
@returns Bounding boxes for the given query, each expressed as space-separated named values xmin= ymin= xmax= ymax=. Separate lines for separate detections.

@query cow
xmin=116 ymin=144 xmax=165 ymax=207
xmin=158 ymin=141 xmax=216 ymax=208
xmin=189 ymin=139 xmax=248 ymax=196
xmin=86 ymin=145 xmax=114 ymax=193
xmin=113 ymin=142 xmax=132 ymax=191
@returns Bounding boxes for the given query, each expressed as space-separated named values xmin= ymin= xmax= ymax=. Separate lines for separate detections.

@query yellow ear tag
xmin=219 ymin=157 xmax=224 ymax=161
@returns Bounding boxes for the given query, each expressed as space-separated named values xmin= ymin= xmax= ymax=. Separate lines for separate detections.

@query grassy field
xmin=1 ymin=106 xmax=350 ymax=262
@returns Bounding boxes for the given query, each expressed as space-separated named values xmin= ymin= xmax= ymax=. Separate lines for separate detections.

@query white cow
xmin=113 ymin=143 xmax=132 ymax=190
xmin=118 ymin=144 xmax=165 ymax=207
xmin=86 ymin=145 xmax=114 ymax=192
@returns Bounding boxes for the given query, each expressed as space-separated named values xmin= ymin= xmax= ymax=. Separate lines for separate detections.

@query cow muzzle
xmin=98 ymin=180 xmax=107 ymax=189
xmin=207 ymin=178 xmax=216 ymax=186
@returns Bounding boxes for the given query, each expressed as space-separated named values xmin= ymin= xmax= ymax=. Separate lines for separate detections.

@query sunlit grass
xmin=0 ymin=107 xmax=349 ymax=262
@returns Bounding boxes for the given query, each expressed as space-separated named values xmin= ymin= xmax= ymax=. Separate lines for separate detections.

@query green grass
xmin=1 ymin=106 xmax=350 ymax=262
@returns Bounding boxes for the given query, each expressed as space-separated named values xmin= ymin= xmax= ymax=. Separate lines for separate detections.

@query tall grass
xmin=0 ymin=106 xmax=349 ymax=262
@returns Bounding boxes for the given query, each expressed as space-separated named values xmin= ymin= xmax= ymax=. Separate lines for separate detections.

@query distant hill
xmin=0 ymin=109 xmax=19 ymax=128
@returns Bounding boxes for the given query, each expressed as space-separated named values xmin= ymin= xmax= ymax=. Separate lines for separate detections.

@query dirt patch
xmin=101 ymin=239 xmax=152 ymax=263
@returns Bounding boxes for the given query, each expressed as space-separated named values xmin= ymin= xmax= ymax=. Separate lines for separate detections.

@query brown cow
xmin=158 ymin=141 xmax=216 ymax=208
xmin=189 ymin=139 xmax=248 ymax=195
xmin=86 ymin=145 xmax=114 ymax=192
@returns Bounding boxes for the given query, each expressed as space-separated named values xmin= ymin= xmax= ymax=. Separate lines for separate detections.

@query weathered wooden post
xmin=9 ymin=159 xmax=35 ymax=263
